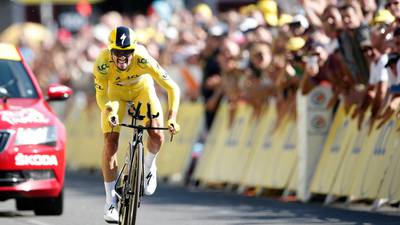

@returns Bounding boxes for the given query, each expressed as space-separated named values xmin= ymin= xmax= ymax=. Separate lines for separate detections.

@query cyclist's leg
xmin=101 ymin=100 xmax=126 ymax=221
xmin=134 ymin=82 xmax=164 ymax=195
xmin=134 ymin=82 xmax=165 ymax=156
xmin=101 ymin=100 xmax=126 ymax=180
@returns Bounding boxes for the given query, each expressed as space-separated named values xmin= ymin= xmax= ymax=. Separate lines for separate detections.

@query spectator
xmin=338 ymin=2 xmax=370 ymax=85
xmin=355 ymin=28 xmax=392 ymax=130
xmin=199 ymin=25 xmax=225 ymax=132
xmin=321 ymin=5 xmax=344 ymax=54
xmin=215 ymin=37 xmax=243 ymax=127
xmin=385 ymin=0 xmax=400 ymax=21
xmin=358 ymin=0 xmax=377 ymax=22
xmin=242 ymin=42 xmax=273 ymax=116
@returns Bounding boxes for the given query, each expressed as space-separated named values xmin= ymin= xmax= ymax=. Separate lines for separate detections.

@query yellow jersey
xmin=93 ymin=44 xmax=180 ymax=113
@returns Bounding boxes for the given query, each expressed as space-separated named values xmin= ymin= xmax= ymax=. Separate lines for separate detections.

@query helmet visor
xmin=111 ymin=49 xmax=134 ymax=57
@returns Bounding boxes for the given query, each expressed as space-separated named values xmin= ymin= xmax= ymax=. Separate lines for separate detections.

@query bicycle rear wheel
xmin=119 ymin=142 xmax=143 ymax=225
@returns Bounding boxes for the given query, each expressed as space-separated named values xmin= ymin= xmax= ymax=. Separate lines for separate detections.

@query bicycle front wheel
xmin=120 ymin=142 xmax=143 ymax=225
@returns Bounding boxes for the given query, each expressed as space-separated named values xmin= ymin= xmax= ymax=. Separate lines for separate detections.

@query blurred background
xmin=1 ymin=0 xmax=400 ymax=211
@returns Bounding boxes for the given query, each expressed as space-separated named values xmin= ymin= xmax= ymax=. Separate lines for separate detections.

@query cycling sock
xmin=104 ymin=180 xmax=117 ymax=206
xmin=144 ymin=152 xmax=157 ymax=170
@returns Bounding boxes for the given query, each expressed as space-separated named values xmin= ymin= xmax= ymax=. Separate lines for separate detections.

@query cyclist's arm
xmin=93 ymin=51 xmax=118 ymax=113
xmin=139 ymin=47 xmax=181 ymax=119
xmin=152 ymin=67 xmax=180 ymax=120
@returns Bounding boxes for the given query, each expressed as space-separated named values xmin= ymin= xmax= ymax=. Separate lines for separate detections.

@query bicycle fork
xmin=114 ymin=142 xmax=133 ymax=203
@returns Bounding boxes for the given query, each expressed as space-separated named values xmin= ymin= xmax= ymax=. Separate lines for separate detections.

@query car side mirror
xmin=46 ymin=84 xmax=73 ymax=101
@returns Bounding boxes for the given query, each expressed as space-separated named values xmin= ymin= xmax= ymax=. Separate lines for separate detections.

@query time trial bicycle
xmin=113 ymin=102 xmax=171 ymax=225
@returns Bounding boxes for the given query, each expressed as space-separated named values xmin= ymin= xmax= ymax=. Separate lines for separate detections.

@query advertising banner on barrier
xmin=241 ymin=103 xmax=278 ymax=187
xmin=377 ymin=118 xmax=400 ymax=202
xmin=265 ymin=118 xmax=298 ymax=189
xmin=296 ymin=85 xmax=333 ymax=201
xmin=311 ymin=104 xmax=353 ymax=195
xmin=330 ymin=118 xmax=369 ymax=197
xmin=350 ymin=119 xmax=395 ymax=199
xmin=192 ymin=103 xmax=229 ymax=183
xmin=219 ymin=105 xmax=257 ymax=184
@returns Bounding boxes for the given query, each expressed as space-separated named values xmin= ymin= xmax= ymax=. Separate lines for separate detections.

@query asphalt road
xmin=0 ymin=170 xmax=399 ymax=225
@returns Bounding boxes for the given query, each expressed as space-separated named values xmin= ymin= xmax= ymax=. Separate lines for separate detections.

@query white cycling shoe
xmin=104 ymin=203 xmax=119 ymax=224
xmin=144 ymin=164 xmax=157 ymax=195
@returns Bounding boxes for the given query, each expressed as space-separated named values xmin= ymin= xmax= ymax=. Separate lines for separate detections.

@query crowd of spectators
xmin=9 ymin=0 xmax=400 ymax=136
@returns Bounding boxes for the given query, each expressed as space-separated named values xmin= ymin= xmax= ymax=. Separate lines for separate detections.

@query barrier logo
xmin=262 ymin=122 xmax=275 ymax=149
xmin=309 ymin=115 xmax=328 ymax=133
xmin=283 ymin=124 xmax=296 ymax=150
xmin=311 ymin=90 xmax=327 ymax=106
xmin=225 ymin=117 xmax=244 ymax=146
xmin=373 ymin=120 xmax=394 ymax=156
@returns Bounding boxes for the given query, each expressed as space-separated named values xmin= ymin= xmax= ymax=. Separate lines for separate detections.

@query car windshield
xmin=0 ymin=60 xmax=38 ymax=98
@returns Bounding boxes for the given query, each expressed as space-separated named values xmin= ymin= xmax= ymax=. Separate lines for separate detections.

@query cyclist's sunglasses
xmin=111 ymin=49 xmax=134 ymax=57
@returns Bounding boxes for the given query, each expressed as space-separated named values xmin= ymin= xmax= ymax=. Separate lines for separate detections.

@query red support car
xmin=0 ymin=43 xmax=72 ymax=215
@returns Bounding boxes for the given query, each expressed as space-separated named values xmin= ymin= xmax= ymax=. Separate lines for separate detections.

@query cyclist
xmin=93 ymin=26 xmax=180 ymax=223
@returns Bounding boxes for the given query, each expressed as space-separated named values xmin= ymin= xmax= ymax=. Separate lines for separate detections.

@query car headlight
xmin=14 ymin=126 xmax=57 ymax=146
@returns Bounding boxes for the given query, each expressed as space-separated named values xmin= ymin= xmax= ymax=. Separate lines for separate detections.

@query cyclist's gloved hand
xmin=108 ymin=113 xmax=119 ymax=127
xmin=167 ymin=119 xmax=180 ymax=134
xmin=104 ymin=101 xmax=119 ymax=127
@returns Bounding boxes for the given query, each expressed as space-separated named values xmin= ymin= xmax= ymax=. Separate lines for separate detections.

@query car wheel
xmin=34 ymin=190 xmax=63 ymax=215
xmin=16 ymin=198 xmax=34 ymax=211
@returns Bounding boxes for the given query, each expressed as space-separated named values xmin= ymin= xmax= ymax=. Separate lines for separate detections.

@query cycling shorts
xmin=100 ymin=77 xmax=163 ymax=133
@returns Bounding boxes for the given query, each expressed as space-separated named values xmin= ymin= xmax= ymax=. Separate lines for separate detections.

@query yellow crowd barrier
xmin=240 ymin=104 xmax=278 ymax=187
xmin=65 ymin=98 xmax=400 ymax=205
xmin=288 ymin=163 xmax=298 ymax=192
xmin=310 ymin=107 xmax=400 ymax=203
xmin=265 ymin=117 xmax=297 ymax=189
xmin=192 ymin=103 xmax=229 ymax=183
xmin=65 ymin=111 xmax=103 ymax=169
xmin=329 ymin=116 xmax=370 ymax=197
xmin=377 ymin=118 xmax=400 ymax=202
xmin=65 ymin=108 xmax=131 ymax=169
xmin=213 ymin=104 xmax=253 ymax=184
xmin=311 ymin=104 xmax=352 ymax=194
xmin=156 ymin=102 xmax=204 ymax=178
xmin=349 ymin=118 xmax=396 ymax=199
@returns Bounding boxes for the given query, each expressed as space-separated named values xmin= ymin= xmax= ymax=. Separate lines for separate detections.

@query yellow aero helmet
xmin=108 ymin=26 xmax=137 ymax=51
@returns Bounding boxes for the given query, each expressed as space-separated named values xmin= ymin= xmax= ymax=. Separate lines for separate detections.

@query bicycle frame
xmin=114 ymin=102 xmax=169 ymax=225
